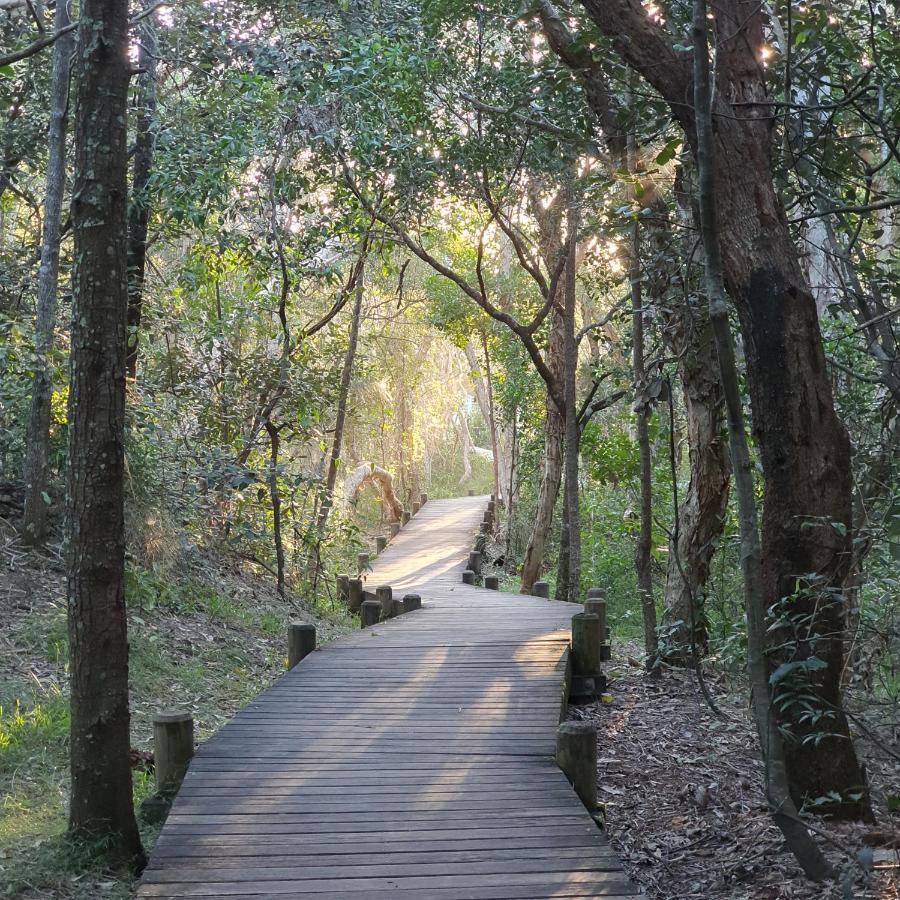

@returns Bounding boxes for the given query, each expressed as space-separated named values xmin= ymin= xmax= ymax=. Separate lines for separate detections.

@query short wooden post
xmin=467 ymin=489 xmax=474 ymax=496
xmin=390 ymin=522 xmax=400 ymax=539
xmin=153 ymin=712 xmax=194 ymax=798
xmin=556 ymin=721 xmax=597 ymax=810
xmin=487 ymin=500 xmax=495 ymax=514
xmin=401 ymin=510 xmax=410 ymax=525
xmin=462 ymin=569 xmax=475 ymax=585
xmin=485 ymin=575 xmax=500 ymax=590
xmin=572 ymin=612 xmax=602 ymax=676
xmin=336 ymin=574 xmax=349 ymax=605
xmin=357 ymin=552 xmax=370 ymax=573
xmin=288 ymin=623 xmax=316 ymax=668
xmin=586 ymin=587 xmax=607 ymax=600
xmin=483 ymin=510 xmax=492 ymax=527
xmin=532 ymin=580 xmax=550 ymax=598
xmin=412 ymin=501 xmax=420 ymax=516
xmin=375 ymin=536 xmax=387 ymax=554
xmin=584 ymin=598 xmax=607 ymax=642
xmin=420 ymin=493 xmax=428 ymax=506
xmin=376 ymin=585 xmax=393 ymax=619
xmin=348 ymin=577 xmax=363 ymax=612
xmin=467 ymin=550 xmax=482 ymax=576
xmin=402 ymin=593 xmax=422 ymax=613
xmin=360 ymin=599 xmax=381 ymax=628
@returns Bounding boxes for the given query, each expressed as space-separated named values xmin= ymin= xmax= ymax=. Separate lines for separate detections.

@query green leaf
xmin=0 ymin=65 xmax=14 ymax=78
xmin=655 ymin=138 xmax=681 ymax=166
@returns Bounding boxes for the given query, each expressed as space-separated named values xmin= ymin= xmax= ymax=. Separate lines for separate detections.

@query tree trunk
xmin=265 ymin=422 xmax=285 ymax=598
xmin=66 ymin=0 xmax=143 ymax=867
xmin=318 ymin=259 xmax=364 ymax=535
xmin=580 ymin=0 xmax=869 ymax=822
xmin=520 ymin=308 xmax=564 ymax=594
xmin=691 ymin=0 xmax=834 ymax=875
xmin=21 ymin=0 xmax=74 ymax=544
xmin=657 ymin=177 xmax=730 ymax=662
xmin=481 ymin=331 xmax=502 ymax=506
xmin=630 ymin=220 xmax=657 ymax=657
xmin=124 ymin=4 xmax=158 ymax=383
xmin=556 ymin=205 xmax=581 ymax=603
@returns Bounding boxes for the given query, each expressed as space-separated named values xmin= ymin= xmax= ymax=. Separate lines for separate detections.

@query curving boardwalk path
xmin=138 ymin=496 xmax=642 ymax=899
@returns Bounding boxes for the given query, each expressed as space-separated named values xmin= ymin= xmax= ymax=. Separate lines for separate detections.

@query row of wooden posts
xmin=145 ymin=493 xmax=607 ymax=821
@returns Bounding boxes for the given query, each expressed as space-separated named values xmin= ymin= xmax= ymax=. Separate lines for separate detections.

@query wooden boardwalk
xmin=138 ymin=496 xmax=642 ymax=899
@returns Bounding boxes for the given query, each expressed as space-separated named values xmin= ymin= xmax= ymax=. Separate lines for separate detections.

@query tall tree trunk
xmin=317 ymin=260 xmax=364 ymax=536
xmin=265 ymin=421 xmax=285 ymax=598
xmin=691 ymin=0 xmax=834 ymax=876
xmin=481 ymin=331 xmax=501 ymax=505
xmin=580 ymin=0 xmax=869 ymax=820
xmin=556 ymin=205 xmax=581 ymax=602
xmin=630 ymin=219 xmax=657 ymax=657
xmin=125 ymin=4 xmax=158 ymax=383
xmin=67 ymin=0 xmax=143 ymax=867
xmin=657 ymin=176 xmax=730 ymax=662
xmin=21 ymin=0 xmax=74 ymax=544
xmin=520 ymin=307 xmax=564 ymax=594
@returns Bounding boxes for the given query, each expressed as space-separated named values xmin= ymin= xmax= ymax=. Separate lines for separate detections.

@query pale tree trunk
xmin=657 ymin=175 xmax=730 ymax=662
xmin=630 ymin=218 xmax=657 ymax=657
xmin=66 ymin=0 xmax=143 ymax=867
xmin=125 ymin=4 xmax=158 ymax=383
xmin=21 ymin=0 xmax=74 ymax=544
xmin=691 ymin=0 xmax=834 ymax=876
xmin=318 ymin=260 xmax=364 ymax=535
xmin=556 ymin=204 xmax=581 ymax=602
xmin=520 ymin=306 xmax=564 ymax=594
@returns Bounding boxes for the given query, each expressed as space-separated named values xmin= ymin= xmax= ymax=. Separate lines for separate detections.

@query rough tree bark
xmin=66 ymin=0 xmax=144 ymax=866
xmin=691 ymin=0 xmax=835 ymax=875
xmin=556 ymin=204 xmax=581 ymax=603
xmin=124 ymin=2 xmax=158 ymax=383
xmin=344 ymin=463 xmax=403 ymax=521
xmin=580 ymin=0 xmax=869 ymax=820
xmin=21 ymin=0 xmax=74 ymax=544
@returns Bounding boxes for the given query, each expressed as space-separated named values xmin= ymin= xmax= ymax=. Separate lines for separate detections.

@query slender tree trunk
xmin=21 ymin=0 xmax=74 ymax=544
xmin=630 ymin=219 xmax=657 ymax=657
xmin=520 ymin=308 xmax=564 ymax=594
xmin=556 ymin=205 xmax=581 ymax=602
xmin=657 ymin=177 xmax=730 ymax=661
xmin=66 ymin=0 xmax=143 ymax=867
xmin=125 ymin=4 xmax=158 ymax=383
xmin=318 ymin=260 xmax=364 ymax=535
xmin=265 ymin=422 xmax=285 ymax=598
xmin=481 ymin=331 xmax=501 ymax=505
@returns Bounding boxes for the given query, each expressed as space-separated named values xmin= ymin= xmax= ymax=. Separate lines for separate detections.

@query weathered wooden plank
xmin=138 ymin=497 xmax=640 ymax=900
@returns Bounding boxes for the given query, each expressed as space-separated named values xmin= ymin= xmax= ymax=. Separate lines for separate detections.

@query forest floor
xmin=577 ymin=643 xmax=900 ymax=900
xmin=0 ymin=509 xmax=353 ymax=900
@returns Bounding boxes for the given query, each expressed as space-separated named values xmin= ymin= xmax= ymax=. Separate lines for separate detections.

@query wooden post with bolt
xmin=348 ymin=577 xmax=363 ymax=612
xmin=153 ymin=712 xmax=194 ymax=799
xmin=376 ymin=585 xmax=393 ymax=619
xmin=532 ymin=581 xmax=549 ymax=598
xmin=360 ymin=599 xmax=381 ymax=628
xmin=556 ymin=721 xmax=597 ymax=810
xmin=375 ymin=536 xmax=387 ymax=554
xmin=288 ymin=623 xmax=316 ymax=668
xmin=402 ymin=593 xmax=422 ymax=613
